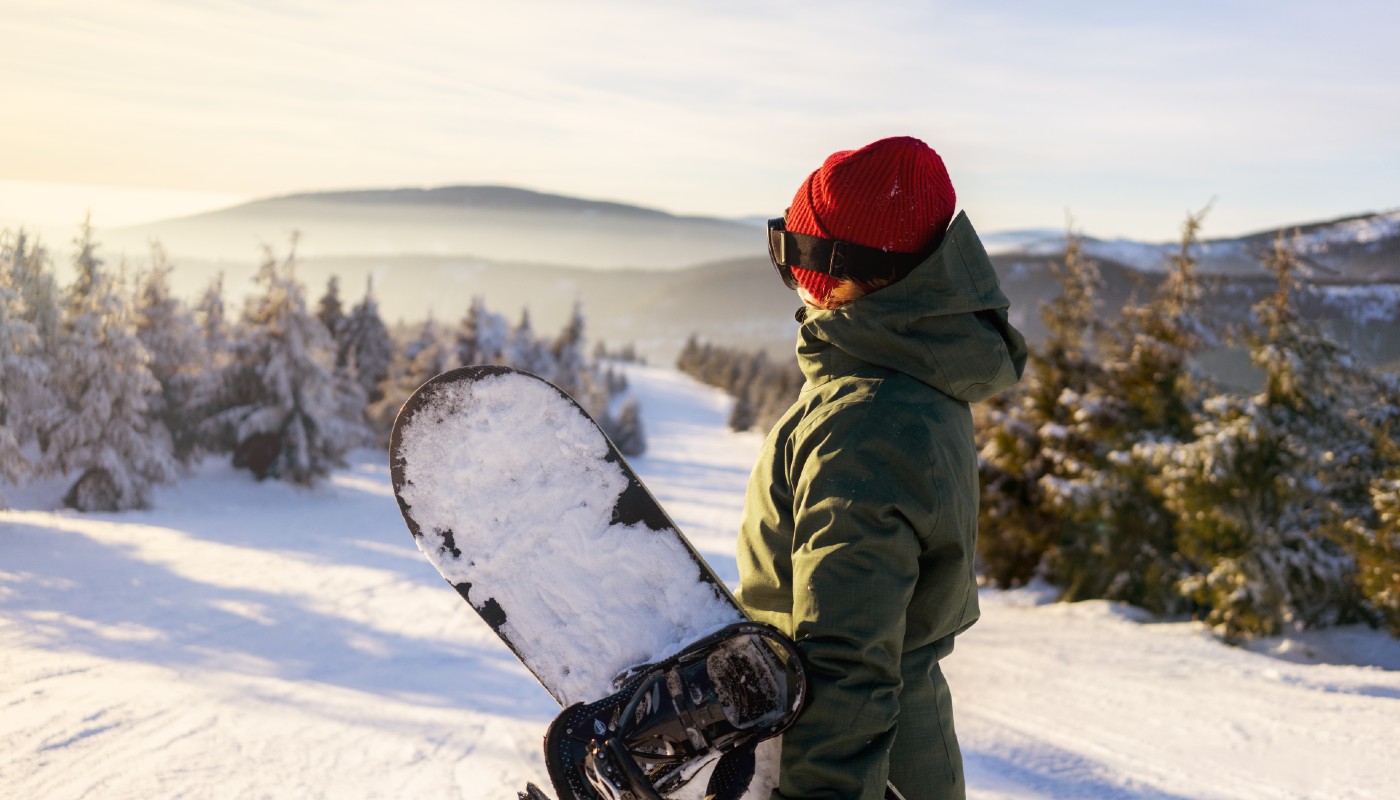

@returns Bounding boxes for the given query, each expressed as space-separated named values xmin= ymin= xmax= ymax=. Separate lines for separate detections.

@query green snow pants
xmin=889 ymin=641 xmax=965 ymax=800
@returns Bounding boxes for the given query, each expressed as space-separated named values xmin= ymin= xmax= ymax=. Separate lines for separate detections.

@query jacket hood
xmin=796 ymin=211 xmax=1028 ymax=402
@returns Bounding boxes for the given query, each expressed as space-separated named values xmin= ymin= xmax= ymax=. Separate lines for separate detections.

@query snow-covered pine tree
xmin=676 ymin=335 xmax=705 ymax=376
xmin=543 ymin=302 xmax=629 ymax=426
xmin=450 ymin=296 xmax=641 ymax=450
xmin=37 ymin=220 xmax=176 ymax=511
xmin=1341 ymin=425 xmax=1400 ymax=636
xmin=1107 ymin=208 xmax=1214 ymax=438
xmin=549 ymin=302 xmax=589 ymax=398
xmin=675 ymin=337 xmax=802 ymax=433
xmin=338 ymin=279 xmax=394 ymax=408
xmin=195 ymin=272 xmax=230 ymax=355
xmin=456 ymin=296 xmax=508 ymax=366
xmin=1 ymin=230 xmax=61 ymax=467
xmin=756 ymin=365 xmax=804 ymax=430
xmin=0 ymin=288 xmax=35 ymax=498
xmin=402 ymin=315 xmax=457 ymax=379
xmin=508 ymin=308 xmax=551 ymax=378
xmin=977 ymin=224 xmax=1110 ymax=588
xmin=368 ymin=317 xmax=457 ymax=447
xmin=728 ymin=389 xmax=757 ymax=432
xmin=188 ymin=273 xmax=236 ymax=456
xmin=2 ymin=229 xmax=62 ymax=357
xmin=0 ymin=231 xmax=49 ymax=500
xmin=601 ymin=363 xmax=628 ymax=397
xmin=316 ymin=275 xmax=346 ymax=340
xmin=209 ymin=239 xmax=368 ymax=485
xmin=605 ymin=397 xmax=646 ymax=457
xmin=595 ymin=340 xmax=643 ymax=365
xmin=1048 ymin=210 xmax=1213 ymax=613
xmin=455 ymin=297 xmax=483 ymax=366
xmin=133 ymin=243 xmax=209 ymax=467
xmin=367 ymin=346 xmax=411 ymax=449
xmin=1151 ymin=233 xmax=1386 ymax=639
xmin=720 ymin=352 xmax=767 ymax=432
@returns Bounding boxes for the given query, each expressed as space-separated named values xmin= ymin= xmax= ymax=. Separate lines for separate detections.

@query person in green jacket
xmin=736 ymin=136 xmax=1027 ymax=800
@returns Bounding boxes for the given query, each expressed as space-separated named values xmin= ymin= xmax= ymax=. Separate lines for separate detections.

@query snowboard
xmin=389 ymin=366 xmax=805 ymax=800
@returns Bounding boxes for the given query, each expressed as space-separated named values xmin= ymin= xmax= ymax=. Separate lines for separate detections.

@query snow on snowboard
xmin=389 ymin=366 xmax=806 ymax=800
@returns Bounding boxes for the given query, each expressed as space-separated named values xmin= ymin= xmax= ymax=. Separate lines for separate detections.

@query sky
xmin=2 ymin=0 xmax=1399 ymax=240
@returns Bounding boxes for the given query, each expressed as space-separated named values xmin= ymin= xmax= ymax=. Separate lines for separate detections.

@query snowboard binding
xmin=541 ymin=622 xmax=806 ymax=800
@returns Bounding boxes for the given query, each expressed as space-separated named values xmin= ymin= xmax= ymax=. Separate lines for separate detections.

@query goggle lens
xmin=767 ymin=216 xmax=798 ymax=290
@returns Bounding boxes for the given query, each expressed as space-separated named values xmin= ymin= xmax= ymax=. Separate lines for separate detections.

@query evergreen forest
xmin=679 ymin=214 xmax=1400 ymax=641
xmin=0 ymin=224 xmax=642 ymax=512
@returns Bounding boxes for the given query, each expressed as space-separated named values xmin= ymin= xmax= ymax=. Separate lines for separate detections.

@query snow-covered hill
xmin=987 ymin=208 xmax=1400 ymax=280
xmin=101 ymin=185 xmax=759 ymax=269
xmin=3 ymin=366 xmax=1398 ymax=799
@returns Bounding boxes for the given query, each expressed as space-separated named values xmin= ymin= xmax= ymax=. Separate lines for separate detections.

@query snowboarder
xmin=736 ymin=136 xmax=1028 ymax=800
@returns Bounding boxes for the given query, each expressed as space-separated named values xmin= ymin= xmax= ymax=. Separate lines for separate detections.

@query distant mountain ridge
xmin=90 ymin=184 xmax=1398 ymax=372
xmin=991 ymin=208 xmax=1400 ymax=281
xmin=257 ymin=185 xmax=714 ymax=221
xmin=108 ymin=183 xmax=1399 ymax=280
xmin=106 ymin=184 xmax=763 ymax=269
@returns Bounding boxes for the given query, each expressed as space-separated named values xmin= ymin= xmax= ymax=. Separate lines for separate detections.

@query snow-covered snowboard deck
xmin=390 ymin=366 xmax=901 ymax=800
xmin=389 ymin=365 xmax=744 ymax=707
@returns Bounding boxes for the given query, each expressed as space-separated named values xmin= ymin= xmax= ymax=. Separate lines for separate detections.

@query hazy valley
xmin=83 ymin=186 xmax=1400 ymax=371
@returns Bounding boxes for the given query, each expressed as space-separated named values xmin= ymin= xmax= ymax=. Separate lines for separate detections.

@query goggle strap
xmin=769 ymin=226 xmax=926 ymax=283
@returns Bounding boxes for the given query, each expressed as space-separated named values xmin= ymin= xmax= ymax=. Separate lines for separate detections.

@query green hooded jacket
xmin=736 ymin=212 xmax=1027 ymax=800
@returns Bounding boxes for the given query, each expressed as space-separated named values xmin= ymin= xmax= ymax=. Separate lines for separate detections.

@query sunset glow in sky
xmin=3 ymin=0 xmax=1398 ymax=239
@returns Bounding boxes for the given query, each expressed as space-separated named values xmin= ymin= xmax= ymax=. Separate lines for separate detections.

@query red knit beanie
xmin=786 ymin=136 xmax=956 ymax=303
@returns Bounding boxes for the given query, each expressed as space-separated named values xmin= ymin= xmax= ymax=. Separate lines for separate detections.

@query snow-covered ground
xmin=3 ymin=365 xmax=1399 ymax=799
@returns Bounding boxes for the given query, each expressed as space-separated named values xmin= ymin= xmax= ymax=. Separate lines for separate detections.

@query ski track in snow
xmin=2 ymin=363 xmax=1399 ymax=799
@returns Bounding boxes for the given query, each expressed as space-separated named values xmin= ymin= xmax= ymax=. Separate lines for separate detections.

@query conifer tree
xmin=977 ymin=224 xmax=1109 ymax=588
xmin=1048 ymin=210 xmax=1213 ymax=612
xmin=1353 ymin=427 xmax=1400 ymax=635
xmin=38 ymin=220 xmax=176 ymax=511
xmin=368 ymin=317 xmax=457 ymax=446
xmin=550 ymin=302 xmax=589 ymax=397
xmin=675 ymin=337 xmax=802 ymax=434
xmin=208 ymin=239 xmax=367 ymax=485
xmin=0 ymin=230 xmax=60 ymax=466
xmin=1109 ymin=209 xmax=1214 ymax=438
xmin=605 ymin=397 xmax=646 ymax=457
xmin=195 ymin=273 xmax=230 ymax=356
xmin=508 ymin=308 xmax=550 ymax=376
xmin=614 ymin=367 xmax=629 ymax=396
xmin=1331 ymin=424 xmax=1400 ymax=636
xmin=402 ymin=315 xmax=457 ymax=380
xmin=677 ymin=335 xmax=704 ymax=375
xmin=316 ymin=275 xmax=346 ymax=340
xmin=1153 ymin=234 xmax=1385 ymax=639
xmin=456 ymin=296 xmax=508 ymax=366
xmin=0 ymin=231 xmax=48 ymax=500
xmin=2 ymin=229 xmax=61 ymax=356
xmin=367 ymin=343 xmax=413 ymax=449
xmin=338 ymin=279 xmax=394 ymax=407
xmin=0 ymin=281 xmax=34 ymax=487
xmin=133 ymin=243 xmax=208 ymax=467
xmin=728 ymin=389 xmax=757 ymax=432
xmin=189 ymin=273 xmax=235 ymax=454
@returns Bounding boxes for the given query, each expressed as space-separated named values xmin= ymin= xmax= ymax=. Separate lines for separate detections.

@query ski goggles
xmin=767 ymin=212 xmax=926 ymax=291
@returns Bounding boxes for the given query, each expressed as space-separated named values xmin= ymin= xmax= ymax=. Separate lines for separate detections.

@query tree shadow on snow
xmin=0 ymin=516 xmax=558 ymax=722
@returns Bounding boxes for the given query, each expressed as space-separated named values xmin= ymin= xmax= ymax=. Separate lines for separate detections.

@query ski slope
xmin=3 ymin=365 xmax=1399 ymax=799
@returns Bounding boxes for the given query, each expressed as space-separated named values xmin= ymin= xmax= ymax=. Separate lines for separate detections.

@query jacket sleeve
xmin=776 ymin=401 xmax=935 ymax=800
